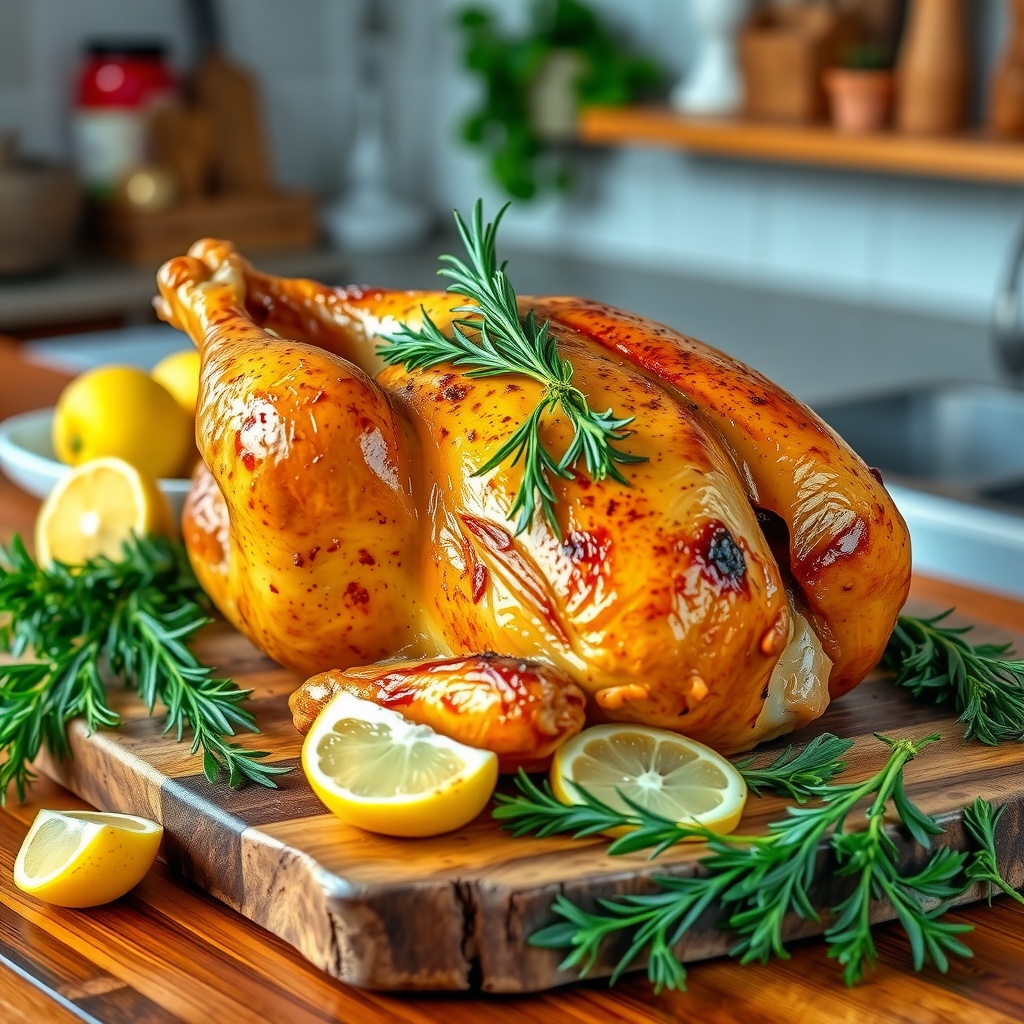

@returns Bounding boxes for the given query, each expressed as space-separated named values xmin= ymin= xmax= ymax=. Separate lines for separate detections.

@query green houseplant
xmin=455 ymin=0 xmax=663 ymax=199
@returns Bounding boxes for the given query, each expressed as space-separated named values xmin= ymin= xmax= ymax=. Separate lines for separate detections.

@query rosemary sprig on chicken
xmin=378 ymin=200 xmax=646 ymax=534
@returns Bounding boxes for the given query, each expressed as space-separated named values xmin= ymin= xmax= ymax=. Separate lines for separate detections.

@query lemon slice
xmin=301 ymin=691 xmax=499 ymax=837
xmin=35 ymin=457 xmax=173 ymax=566
xmin=13 ymin=808 xmax=163 ymax=908
xmin=550 ymin=724 xmax=748 ymax=837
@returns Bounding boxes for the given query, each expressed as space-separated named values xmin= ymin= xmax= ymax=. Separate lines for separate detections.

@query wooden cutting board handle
xmin=192 ymin=52 xmax=272 ymax=194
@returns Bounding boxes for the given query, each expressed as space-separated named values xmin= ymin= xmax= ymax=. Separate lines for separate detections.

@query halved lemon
xmin=34 ymin=457 xmax=173 ymax=566
xmin=13 ymin=808 xmax=163 ymax=908
xmin=301 ymin=691 xmax=499 ymax=837
xmin=550 ymin=724 xmax=748 ymax=837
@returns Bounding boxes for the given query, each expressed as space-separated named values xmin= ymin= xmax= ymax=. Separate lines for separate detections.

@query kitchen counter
xmin=4 ymin=342 xmax=1024 ymax=1022
xmin=0 ymin=248 xmax=349 ymax=334
xmin=0 ymin=234 xmax=1007 ymax=404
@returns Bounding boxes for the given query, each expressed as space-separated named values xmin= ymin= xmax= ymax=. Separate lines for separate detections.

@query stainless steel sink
xmin=815 ymin=382 xmax=1024 ymax=506
xmin=814 ymin=382 xmax=1024 ymax=597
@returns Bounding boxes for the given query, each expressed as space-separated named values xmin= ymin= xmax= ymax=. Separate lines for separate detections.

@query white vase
xmin=672 ymin=0 xmax=750 ymax=117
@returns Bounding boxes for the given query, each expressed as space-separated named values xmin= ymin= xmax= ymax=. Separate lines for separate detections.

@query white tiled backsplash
xmin=0 ymin=0 xmax=1018 ymax=325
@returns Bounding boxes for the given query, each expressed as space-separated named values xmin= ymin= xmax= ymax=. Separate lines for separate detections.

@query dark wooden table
xmin=3 ymin=338 xmax=1024 ymax=1023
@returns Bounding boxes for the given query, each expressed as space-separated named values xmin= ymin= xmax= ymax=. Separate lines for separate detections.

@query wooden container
xmin=91 ymin=190 xmax=318 ymax=266
xmin=895 ymin=0 xmax=969 ymax=135
xmin=988 ymin=0 xmax=1024 ymax=138
xmin=739 ymin=7 xmax=858 ymax=122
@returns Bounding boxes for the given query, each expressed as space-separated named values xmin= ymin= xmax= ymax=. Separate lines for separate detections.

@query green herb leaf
xmin=520 ymin=733 xmax=972 ymax=991
xmin=883 ymin=611 xmax=1024 ymax=745
xmin=377 ymin=200 xmax=645 ymax=536
xmin=0 ymin=534 xmax=290 ymax=804
xmin=732 ymin=732 xmax=853 ymax=802
xmin=962 ymin=796 xmax=1024 ymax=906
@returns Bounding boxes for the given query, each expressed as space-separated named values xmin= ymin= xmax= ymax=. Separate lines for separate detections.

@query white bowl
xmin=0 ymin=407 xmax=191 ymax=520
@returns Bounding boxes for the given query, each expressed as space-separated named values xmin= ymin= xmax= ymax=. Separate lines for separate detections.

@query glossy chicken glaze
xmin=157 ymin=240 xmax=911 ymax=756
xmin=291 ymin=656 xmax=587 ymax=773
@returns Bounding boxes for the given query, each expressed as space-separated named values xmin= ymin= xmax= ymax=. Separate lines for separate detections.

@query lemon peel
xmin=302 ymin=691 xmax=498 ymax=837
xmin=13 ymin=808 xmax=163 ymax=908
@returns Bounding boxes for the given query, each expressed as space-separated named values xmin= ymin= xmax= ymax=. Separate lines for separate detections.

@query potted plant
xmin=824 ymin=41 xmax=895 ymax=135
xmin=455 ymin=0 xmax=663 ymax=200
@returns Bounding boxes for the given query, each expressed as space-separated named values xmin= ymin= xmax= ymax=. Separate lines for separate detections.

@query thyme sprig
xmin=526 ymin=734 xmax=974 ymax=991
xmin=0 ymin=534 xmax=290 ymax=803
xmin=883 ymin=611 xmax=1024 ymax=745
xmin=377 ymin=200 xmax=645 ymax=535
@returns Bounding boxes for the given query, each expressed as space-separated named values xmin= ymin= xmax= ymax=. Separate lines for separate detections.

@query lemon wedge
xmin=301 ymin=691 xmax=499 ymax=837
xmin=35 ymin=457 xmax=173 ymax=566
xmin=13 ymin=808 xmax=163 ymax=908
xmin=550 ymin=724 xmax=748 ymax=837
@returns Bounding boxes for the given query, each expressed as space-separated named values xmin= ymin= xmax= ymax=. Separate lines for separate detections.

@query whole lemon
xmin=151 ymin=349 xmax=200 ymax=420
xmin=52 ymin=365 xmax=193 ymax=480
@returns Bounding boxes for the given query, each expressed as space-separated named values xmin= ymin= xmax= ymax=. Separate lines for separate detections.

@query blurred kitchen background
xmin=3 ymin=0 xmax=1024 ymax=589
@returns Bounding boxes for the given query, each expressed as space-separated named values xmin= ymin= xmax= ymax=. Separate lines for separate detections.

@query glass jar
xmin=72 ymin=42 xmax=178 ymax=199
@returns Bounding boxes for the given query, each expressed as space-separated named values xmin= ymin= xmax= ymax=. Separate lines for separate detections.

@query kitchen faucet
xmin=993 ymin=222 xmax=1024 ymax=384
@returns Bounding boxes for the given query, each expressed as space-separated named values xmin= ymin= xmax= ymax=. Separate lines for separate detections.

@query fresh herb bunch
xmin=456 ymin=0 xmax=663 ymax=199
xmin=493 ymin=732 xmax=854 ymax=852
xmin=378 ymin=201 xmax=645 ymax=535
xmin=884 ymin=611 xmax=1024 ymax=745
xmin=962 ymin=797 xmax=1024 ymax=906
xmin=0 ymin=534 xmax=290 ymax=803
xmin=525 ymin=734 xmax=974 ymax=992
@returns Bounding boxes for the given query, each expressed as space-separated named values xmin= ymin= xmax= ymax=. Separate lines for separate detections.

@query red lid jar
xmin=72 ymin=42 xmax=178 ymax=198
xmin=76 ymin=43 xmax=178 ymax=110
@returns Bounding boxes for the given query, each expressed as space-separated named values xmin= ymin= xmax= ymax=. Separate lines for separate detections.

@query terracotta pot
xmin=895 ymin=0 xmax=968 ymax=135
xmin=988 ymin=0 xmax=1024 ymax=138
xmin=825 ymin=68 xmax=894 ymax=134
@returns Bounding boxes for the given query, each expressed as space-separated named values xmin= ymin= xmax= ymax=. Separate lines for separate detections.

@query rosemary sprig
xmin=883 ymin=611 xmax=1024 ymax=745
xmin=962 ymin=797 xmax=1024 ymax=906
xmin=0 ymin=534 xmax=290 ymax=803
xmin=731 ymin=732 xmax=854 ymax=802
xmin=528 ymin=734 xmax=974 ymax=991
xmin=377 ymin=200 xmax=646 ymax=535
xmin=493 ymin=732 xmax=853 ymax=850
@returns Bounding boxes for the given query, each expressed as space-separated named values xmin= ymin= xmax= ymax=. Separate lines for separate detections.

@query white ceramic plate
xmin=0 ymin=407 xmax=190 ymax=519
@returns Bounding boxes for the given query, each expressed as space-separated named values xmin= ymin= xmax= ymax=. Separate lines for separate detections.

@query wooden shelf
xmin=578 ymin=106 xmax=1024 ymax=185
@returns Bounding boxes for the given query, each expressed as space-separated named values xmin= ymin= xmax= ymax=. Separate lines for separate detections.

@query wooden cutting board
xmin=31 ymin=597 xmax=1024 ymax=995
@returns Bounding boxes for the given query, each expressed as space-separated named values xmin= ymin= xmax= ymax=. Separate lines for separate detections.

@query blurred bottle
xmin=894 ymin=0 xmax=968 ymax=135
xmin=72 ymin=42 xmax=178 ymax=200
xmin=988 ymin=0 xmax=1024 ymax=138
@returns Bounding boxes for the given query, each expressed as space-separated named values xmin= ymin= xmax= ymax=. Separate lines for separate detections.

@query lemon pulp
xmin=34 ymin=457 xmax=172 ymax=566
xmin=302 ymin=692 xmax=498 ymax=837
xmin=550 ymin=724 xmax=748 ymax=836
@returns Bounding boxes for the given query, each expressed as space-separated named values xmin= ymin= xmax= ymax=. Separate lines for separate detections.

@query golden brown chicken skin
xmin=290 ymin=656 xmax=587 ymax=774
xmin=156 ymin=239 xmax=911 ymax=757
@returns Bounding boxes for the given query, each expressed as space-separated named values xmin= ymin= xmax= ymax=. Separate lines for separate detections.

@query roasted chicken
xmin=155 ymin=237 xmax=911 ymax=762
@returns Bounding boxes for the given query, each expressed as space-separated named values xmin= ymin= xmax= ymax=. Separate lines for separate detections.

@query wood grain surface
xmin=4 ymin=338 xmax=1024 ymax=1021
xmin=24 ymin=608 xmax=1024 ymax=995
